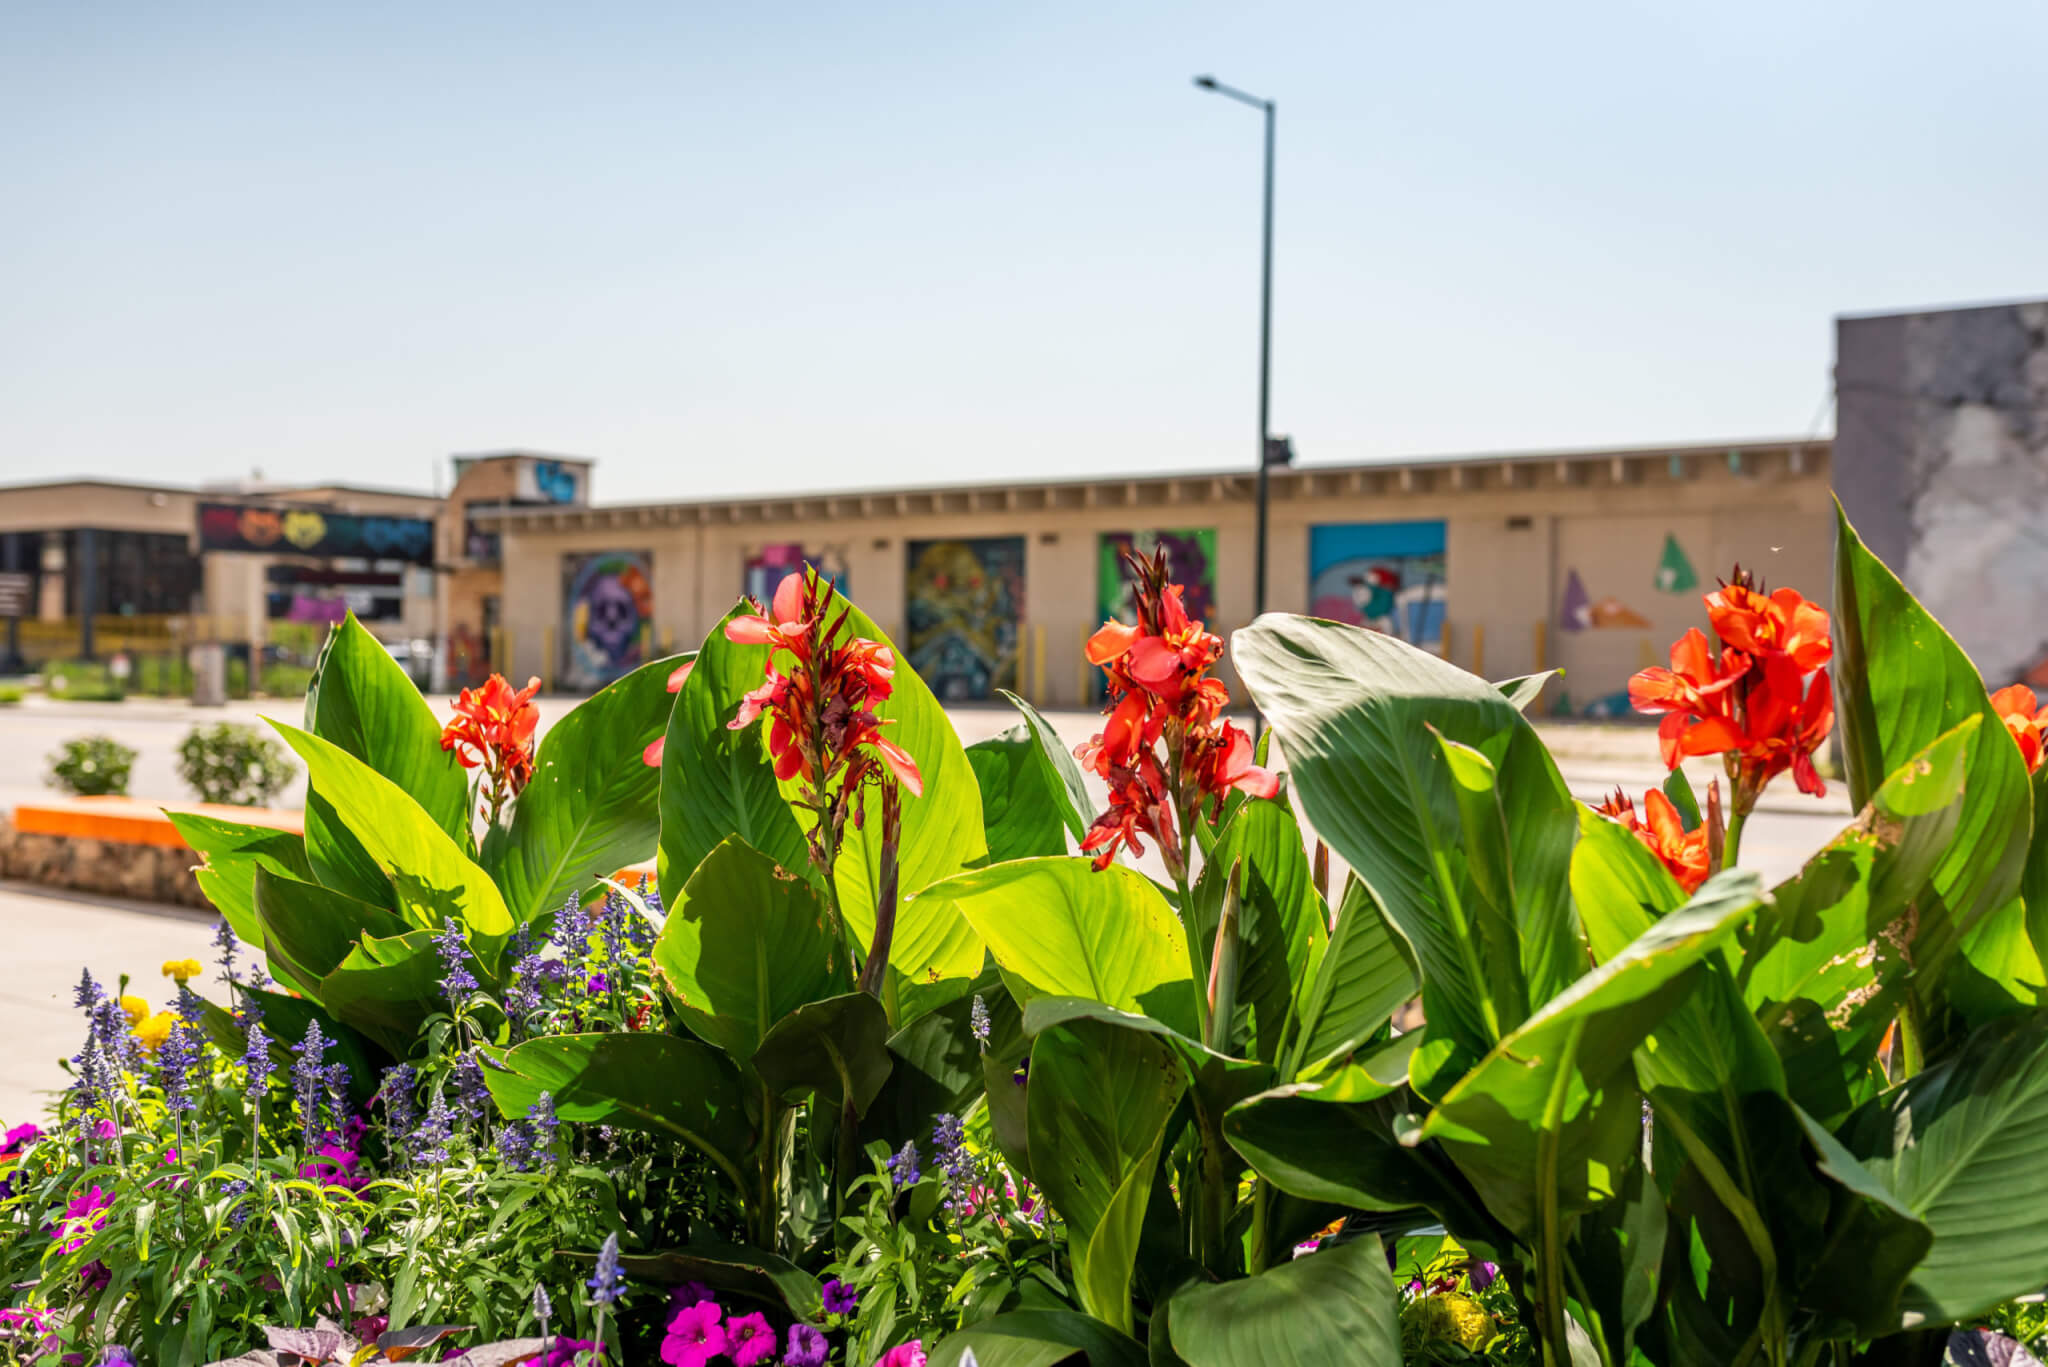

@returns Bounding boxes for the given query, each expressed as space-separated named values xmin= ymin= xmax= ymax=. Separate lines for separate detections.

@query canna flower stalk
xmin=1991 ymin=684 xmax=2048 ymax=774
xmin=1628 ymin=567 xmax=1834 ymax=861
xmin=726 ymin=572 xmax=922 ymax=998
xmin=1076 ymin=549 xmax=1278 ymax=879
xmin=440 ymin=673 xmax=543 ymax=824
xmin=1591 ymin=787 xmax=1712 ymax=894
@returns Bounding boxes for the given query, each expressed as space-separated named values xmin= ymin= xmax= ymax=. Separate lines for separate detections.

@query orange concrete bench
xmin=10 ymin=796 xmax=304 ymax=849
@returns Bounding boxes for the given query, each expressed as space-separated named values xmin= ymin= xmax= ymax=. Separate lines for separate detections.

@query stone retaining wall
xmin=0 ymin=817 xmax=207 ymax=907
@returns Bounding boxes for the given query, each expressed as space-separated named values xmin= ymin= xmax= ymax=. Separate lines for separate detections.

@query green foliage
xmin=175 ymin=721 xmax=300 ymax=806
xmin=46 ymin=732 xmax=136 ymax=795
xmin=0 ymin=681 xmax=23 ymax=704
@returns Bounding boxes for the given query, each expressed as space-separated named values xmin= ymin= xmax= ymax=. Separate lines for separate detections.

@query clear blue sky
xmin=4 ymin=2 xmax=2043 ymax=501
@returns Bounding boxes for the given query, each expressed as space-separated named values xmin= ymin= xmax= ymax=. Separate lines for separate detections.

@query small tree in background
xmin=176 ymin=722 xmax=299 ymax=807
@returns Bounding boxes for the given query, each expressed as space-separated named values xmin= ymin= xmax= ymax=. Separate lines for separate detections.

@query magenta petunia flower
xmin=661 ymin=1301 xmax=725 ymax=1367
xmin=725 ymin=1312 xmax=774 ymax=1367
xmin=56 ymin=1186 xmax=111 ymax=1254
xmin=874 ymin=1342 xmax=927 ymax=1367
xmin=668 ymin=1280 xmax=714 ymax=1311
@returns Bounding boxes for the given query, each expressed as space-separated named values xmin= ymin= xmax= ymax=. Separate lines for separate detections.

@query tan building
xmin=474 ymin=436 xmax=1833 ymax=713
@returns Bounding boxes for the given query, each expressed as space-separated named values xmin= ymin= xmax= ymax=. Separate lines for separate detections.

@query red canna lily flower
xmin=1077 ymin=548 xmax=1278 ymax=877
xmin=724 ymin=571 xmax=923 ymax=880
xmin=1592 ymin=787 xmax=1710 ymax=893
xmin=441 ymin=673 xmax=542 ymax=822
xmin=1992 ymin=684 xmax=2048 ymax=775
xmin=1628 ymin=567 xmax=1835 ymax=822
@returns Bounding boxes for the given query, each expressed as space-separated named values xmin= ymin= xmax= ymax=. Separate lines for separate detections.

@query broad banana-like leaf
xmin=252 ymin=865 xmax=408 ymax=988
xmin=926 ymin=1310 xmax=1146 ymax=1367
xmin=1286 ymin=877 xmax=1418 ymax=1079
xmin=1164 ymin=1233 xmax=1402 ymax=1367
xmin=1419 ymin=871 xmax=1762 ymax=1243
xmin=657 ymin=606 xmax=812 ymax=906
xmin=967 ymin=722 xmax=1073 ymax=863
xmin=751 ymin=991 xmax=894 ymax=1117
xmin=315 ymin=929 xmax=446 ymax=1057
xmin=167 ymin=811 xmax=314 ymax=965
xmin=270 ymin=721 xmax=513 ymax=946
xmin=1186 ymin=798 xmax=1326 ymax=1066
xmin=1026 ymin=1015 xmax=1188 ymax=1334
xmin=928 ymin=858 xmax=1199 ymax=1037
xmin=650 ymin=837 xmax=848 ymax=1071
xmin=998 ymin=689 xmax=1096 ymax=843
xmin=1833 ymin=502 xmax=2034 ymax=1041
xmin=1233 ymin=614 xmax=1580 ymax=1098
xmin=486 ymin=651 xmax=689 ymax=925
xmin=1839 ymin=1012 xmax=2048 ymax=1324
xmin=481 ymin=1032 xmax=750 ymax=1191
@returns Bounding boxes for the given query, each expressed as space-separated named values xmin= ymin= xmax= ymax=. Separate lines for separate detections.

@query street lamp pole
xmin=1194 ymin=74 xmax=1276 ymax=617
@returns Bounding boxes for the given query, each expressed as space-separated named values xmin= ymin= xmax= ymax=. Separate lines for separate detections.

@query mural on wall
xmin=1307 ymin=520 xmax=1447 ymax=648
xmin=519 ymin=460 xmax=583 ymax=505
xmin=1098 ymin=530 xmax=1217 ymax=625
xmin=1835 ymin=300 xmax=2048 ymax=690
xmin=743 ymin=543 xmax=850 ymax=606
xmin=905 ymin=537 xmax=1026 ymax=701
xmin=563 ymin=551 xmax=653 ymax=691
xmin=1654 ymin=533 xmax=1699 ymax=593
xmin=1557 ymin=569 xmax=1652 ymax=631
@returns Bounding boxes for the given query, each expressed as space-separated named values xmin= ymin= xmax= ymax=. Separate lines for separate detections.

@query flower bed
xmin=4 ymin=513 xmax=2048 ymax=1366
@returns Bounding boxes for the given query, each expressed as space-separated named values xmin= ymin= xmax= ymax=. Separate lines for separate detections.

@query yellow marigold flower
xmin=162 ymin=958 xmax=204 ymax=983
xmin=119 ymin=994 xmax=149 ymax=1026
xmin=134 ymin=1010 xmax=178 ymax=1054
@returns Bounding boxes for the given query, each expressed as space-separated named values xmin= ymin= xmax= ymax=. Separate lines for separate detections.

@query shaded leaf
xmin=1165 ymin=1233 xmax=1402 ymax=1367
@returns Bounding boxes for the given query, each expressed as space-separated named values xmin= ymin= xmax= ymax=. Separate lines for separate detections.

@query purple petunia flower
xmin=821 ymin=1277 xmax=858 ymax=1316
xmin=668 ymin=1281 xmax=713 ymax=1312
xmin=783 ymin=1323 xmax=829 ymax=1367
xmin=1470 ymin=1260 xmax=1499 ymax=1291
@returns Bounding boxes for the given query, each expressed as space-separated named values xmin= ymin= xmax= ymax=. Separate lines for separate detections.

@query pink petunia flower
xmin=725 ymin=1312 xmax=774 ymax=1367
xmin=660 ymin=1301 xmax=726 ymax=1367
xmin=875 ymin=1342 xmax=927 ymax=1367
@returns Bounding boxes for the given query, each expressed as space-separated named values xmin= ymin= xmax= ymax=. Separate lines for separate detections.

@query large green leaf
xmin=860 ymin=970 xmax=1021 ymax=1152
xmin=1233 ymin=615 xmax=1580 ymax=1097
xmin=1286 ymin=877 xmax=1418 ymax=1079
xmin=751 ymin=991 xmax=894 ymax=1116
xmin=482 ymin=1032 xmax=751 ymax=1190
xmin=2026 ymin=766 xmax=2048 ymax=971
xmin=1026 ymin=1015 xmax=1188 ymax=1334
xmin=1736 ymin=720 xmax=1975 ymax=1124
xmin=926 ymin=1310 xmax=1146 ymax=1367
xmin=167 ymin=811 xmax=315 ymax=970
xmin=999 ymin=689 xmax=1095 ymax=843
xmin=305 ymin=613 xmax=472 ymax=836
xmin=1420 ymin=871 xmax=1762 ymax=1242
xmin=252 ymin=865 xmax=409 ymax=988
xmin=1790 ymin=1106 xmax=1934 ymax=1339
xmin=779 ymin=587 xmax=988 ymax=985
xmin=657 ymin=606 xmax=811 ymax=907
xmin=487 ymin=652 xmax=689 ymax=926
xmin=1838 ymin=1012 xmax=2048 ymax=1324
xmin=315 ymin=929 xmax=446 ymax=1056
xmin=967 ymin=722 xmax=1073 ymax=863
xmin=1186 ymin=798 xmax=1326 ymax=1066
xmin=271 ymin=721 xmax=514 ymax=944
xmin=1833 ymin=502 xmax=2034 ymax=1039
xmin=1224 ymin=1085 xmax=1504 ymax=1241
xmin=650 ymin=836 xmax=848 ymax=1069
xmin=207 ymin=987 xmax=385 ymax=1106
xmin=303 ymin=614 xmax=471 ymax=903
xmin=928 ymin=857 xmax=1198 ymax=1037
xmin=610 ymin=1244 xmax=822 ymax=1324
xmin=1164 ymin=1233 xmax=1402 ymax=1367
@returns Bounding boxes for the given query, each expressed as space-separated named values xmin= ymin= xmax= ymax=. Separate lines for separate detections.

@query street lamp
xmin=1193 ymin=74 xmax=1277 ymax=617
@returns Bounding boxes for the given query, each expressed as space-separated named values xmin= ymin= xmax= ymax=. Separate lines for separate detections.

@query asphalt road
xmin=0 ymin=697 xmax=1851 ymax=1125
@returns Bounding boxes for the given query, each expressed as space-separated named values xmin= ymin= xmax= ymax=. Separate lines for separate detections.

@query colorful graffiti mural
xmin=1558 ymin=569 xmax=1651 ymax=631
xmin=743 ymin=543 xmax=849 ymax=606
xmin=1654 ymin=533 xmax=1699 ymax=593
xmin=1307 ymin=521 xmax=1446 ymax=648
xmin=563 ymin=550 xmax=653 ymax=691
xmin=905 ymin=537 xmax=1026 ymax=701
xmin=1098 ymin=530 xmax=1217 ymax=626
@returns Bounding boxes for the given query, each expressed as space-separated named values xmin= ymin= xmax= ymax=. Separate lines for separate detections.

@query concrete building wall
xmin=1835 ymin=299 xmax=2048 ymax=689
xmin=486 ymin=439 xmax=1833 ymax=710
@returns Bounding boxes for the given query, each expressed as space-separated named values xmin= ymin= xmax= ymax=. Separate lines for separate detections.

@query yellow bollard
xmin=1473 ymin=623 xmax=1486 ymax=678
xmin=1014 ymin=621 xmax=1030 ymax=701
xmin=1439 ymin=617 xmax=1453 ymax=663
xmin=1034 ymin=623 xmax=1047 ymax=705
xmin=490 ymin=627 xmax=506 ymax=675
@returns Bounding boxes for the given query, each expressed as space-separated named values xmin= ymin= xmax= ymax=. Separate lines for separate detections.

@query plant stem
xmin=1246 ymin=1178 xmax=1271 ymax=1276
xmin=1722 ymin=805 xmax=1749 ymax=870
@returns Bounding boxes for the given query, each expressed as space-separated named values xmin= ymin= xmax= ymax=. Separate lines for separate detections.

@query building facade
xmin=474 ymin=437 xmax=1833 ymax=712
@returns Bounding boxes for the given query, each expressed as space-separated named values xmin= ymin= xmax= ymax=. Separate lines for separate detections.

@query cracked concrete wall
xmin=1835 ymin=300 xmax=2048 ymax=687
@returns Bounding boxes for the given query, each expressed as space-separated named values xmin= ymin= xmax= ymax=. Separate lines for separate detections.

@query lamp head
xmin=1193 ymin=74 xmax=1217 ymax=89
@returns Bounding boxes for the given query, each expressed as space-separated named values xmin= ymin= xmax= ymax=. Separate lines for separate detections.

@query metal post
xmin=77 ymin=528 xmax=97 ymax=661
xmin=1254 ymin=98 xmax=1275 ymax=617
